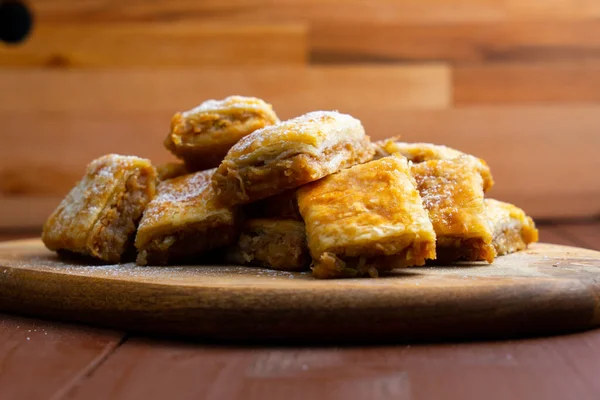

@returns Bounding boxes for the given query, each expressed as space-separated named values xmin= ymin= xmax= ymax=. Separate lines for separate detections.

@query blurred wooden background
xmin=1 ymin=0 xmax=600 ymax=230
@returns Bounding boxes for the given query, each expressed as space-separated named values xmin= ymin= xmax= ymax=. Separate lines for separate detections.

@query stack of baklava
xmin=42 ymin=96 xmax=538 ymax=278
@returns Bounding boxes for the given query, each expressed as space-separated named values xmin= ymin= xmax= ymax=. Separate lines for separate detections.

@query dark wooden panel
xmin=0 ymin=23 xmax=307 ymax=67
xmin=537 ymin=225 xmax=579 ymax=247
xmin=454 ymin=62 xmax=600 ymax=104
xmin=557 ymin=222 xmax=600 ymax=251
xmin=0 ymin=313 xmax=124 ymax=400
xmin=312 ymin=20 xmax=600 ymax=64
xmin=70 ymin=331 xmax=600 ymax=400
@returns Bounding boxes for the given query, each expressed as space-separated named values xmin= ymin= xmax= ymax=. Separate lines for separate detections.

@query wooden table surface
xmin=0 ymin=221 xmax=599 ymax=400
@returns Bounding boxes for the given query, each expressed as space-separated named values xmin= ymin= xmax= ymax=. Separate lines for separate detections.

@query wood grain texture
xmin=0 ymin=23 xmax=308 ymax=67
xmin=0 ymin=66 xmax=450 ymax=113
xmin=70 ymin=331 xmax=600 ymax=400
xmin=0 ymin=240 xmax=599 ymax=342
xmin=33 ymin=0 xmax=506 ymax=24
xmin=312 ymin=20 xmax=600 ymax=64
xmin=0 ymin=313 xmax=124 ymax=400
xmin=454 ymin=62 xmax=600 ymax=104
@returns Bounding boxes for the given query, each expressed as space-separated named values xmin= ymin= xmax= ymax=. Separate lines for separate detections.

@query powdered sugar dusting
xmin=180 ymin=95 xmax=275 ymax=118
xmin=43 ymin=154 xmax=153 ymax=248
xmin=137 ymin=168 xmax=221 ymax=230
xmin=225 ymin=111 xmax=365 ymax=160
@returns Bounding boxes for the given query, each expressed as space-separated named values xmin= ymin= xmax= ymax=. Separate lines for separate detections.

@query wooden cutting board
xmin=0 ymin=239 xmax=599 ymax=342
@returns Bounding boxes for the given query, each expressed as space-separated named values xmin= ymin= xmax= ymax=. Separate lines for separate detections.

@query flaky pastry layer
xmin=164 ymin=96 xmax=279 ymax=170
xmin=298 ymin=156 xmax=436 ymax=278
xmin=486 ymin=199 xmax=538 ymax=256
xmin=411 ymin=157 xmax=496 ymax=263
xmin=42 ymin=154 xmax=157 ymax=263
xmin=135 ymin=168 xmax=239 ymax=265
xmin=376 ymin=140 xmax=494 ymax=192
xmin=212 ymin=111 xmax=375 ymax=205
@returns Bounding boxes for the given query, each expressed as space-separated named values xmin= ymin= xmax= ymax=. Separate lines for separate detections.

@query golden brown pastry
xmin=227 ymin=218 xmax=310 ymax=271
xmin=486 ymin=199 xmax=538 ymax=256
xmin=42 ymin=154 xmax=157 ymax=263
xmin=156 ymin=162 xmax=190 ymax=181
xmin=212 ymin=111 xmax=375 ymax=206
xmin=135 ymin=169 xmax=240 ymax=266
xmin=411 ymin=156 xmax=496 ymax=263
xmin=243 ymin=190 xmax=302 ymax=221
xmin=375 ymin=140 xmax=494 ymax=192
xmin=164 ymin=96 xmax=279 ymax=171
xmin=297 ymin=156 xmax=436 ymax=279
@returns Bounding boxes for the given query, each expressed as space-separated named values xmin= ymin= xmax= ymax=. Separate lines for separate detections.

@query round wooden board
xmin=0 ymin=239 xmax=599 ymax=342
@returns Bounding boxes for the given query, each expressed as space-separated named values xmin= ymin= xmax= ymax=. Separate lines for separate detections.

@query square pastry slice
xmin=297 ymin=156 xmax=436 ymax=279
xmin=164 ymin=96 xmax=279 ymax=171
xmin=411 ymin=157 xmax=496 ymax=263
xmin=486 ymin=199 xmax=539 ymax=256
xmin=375 ymin=140 xmax=494 ymax=192
xmin=42 ymin=154 xmax=157 ymax=263
xmin=135 ymin=169 xmax=240 ymax=266
xmin=227 ymin=218 xmax=310 ymax=271
xmin=212 ymin=111 xmax=375 ymax=206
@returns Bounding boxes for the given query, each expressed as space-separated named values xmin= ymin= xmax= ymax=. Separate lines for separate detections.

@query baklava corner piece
xmin=42 ymin=154 xmax=157 ymax=263
xmin=376 ymin=140 xmax=494 ymax=192
xmin=228 ymin=218 xmax=310 ymax=271
xmin=486 ymin=199 xmax=539 ymax=256
xmin=297 ymin=155 xmax=436 ymax=279
xmin=212 ymin=110 xmax=375 ymax=206
xmin=135 ymin=168 xmax=240 ymax=266
xmin=411 ymin=157 xmax=496 ymax=263
xmin=164 ymin=96 xmax=279 ymax=171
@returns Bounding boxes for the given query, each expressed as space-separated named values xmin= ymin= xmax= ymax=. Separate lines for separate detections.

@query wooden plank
xmin=0 ymin=104 xmax=598 ymax=228
xmin=454 ymin=62 xmax=600 ymax=104
xmin=69 ymin=331 xmax=600 ymax=400
xmin=0 ymin=232 xmax=37 ymax=242
xmin=537 ymin=225 xmax=579 ymax=247
xmin=0 ymin=66 xmax=450 ymax=113
xmin=556 ymin=222 xmax=600 ymax=251
xmin=312 ymin=20 xmax=600 ymax=64
xmin=0 ymin=23 xmax=307 ymax=67
xmin=506 ymin=0 xmax=600 ymax=18
xmin=33 ymin=0 xmax=506 ymax=24
xmin=0 ymin=313 xmax=124 ymax=400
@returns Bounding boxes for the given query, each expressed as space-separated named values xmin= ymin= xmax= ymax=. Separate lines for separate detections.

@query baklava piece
xmin=42 ymin=154 xmax=157 ymax=263
xmin=375 ymin=140 xmax=494 ymax=192
xmin=135 ymin=169 xmax=240 ymax=266
xmin=213 ymin=111 xmax=375 ymax=206
xmin=156 ymin=162 xmax=190 ymax=181
xmin=411 ymin=157 xmax=496 ymax=263
xmin=486 ymin=199 xmax=538 ymax=256
xmin=297 ymin=156 xmax=436 ymax=279
xmin=228 ymin=218 xmax=310 ymax=271
xmin=164 ymin=96 xmax=279 ymax=171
